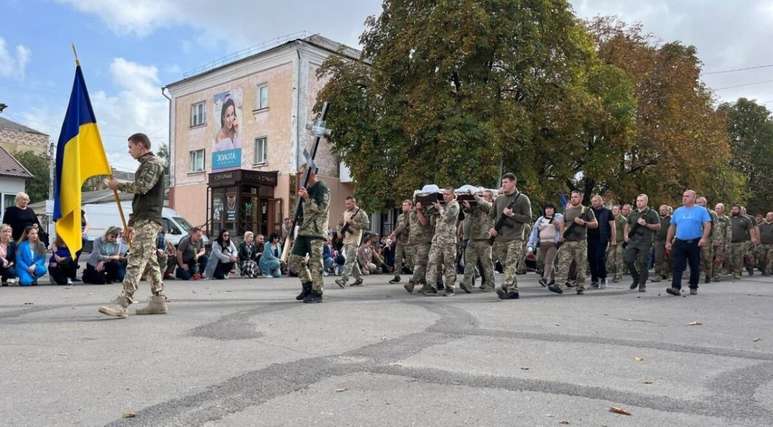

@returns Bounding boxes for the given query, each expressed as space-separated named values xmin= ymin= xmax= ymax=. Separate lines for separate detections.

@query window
xmin=254 ymin=137 xmax=267 ymax=164
xmin=190 ymin=101 xmax=205 ymax=127
xmin=257 ymin=84 xmax=268 ymax=110
xmin=189 ymin=149 xmax=205 ymax=172
xmin=2 ymin=193 xmax=15 ymax=213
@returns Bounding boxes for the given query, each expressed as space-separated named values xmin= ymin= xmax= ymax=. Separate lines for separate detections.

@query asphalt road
xmin=1 ymin=272 xmax=772 ymax=426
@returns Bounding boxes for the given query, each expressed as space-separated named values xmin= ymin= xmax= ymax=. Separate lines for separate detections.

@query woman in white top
xmin=527 ymin=203 xmax=563 ymax=286
xmin=213 ymin=98 xmax=240 ymax=151
xmin=205 ymin=229 xmax=239 ymax=279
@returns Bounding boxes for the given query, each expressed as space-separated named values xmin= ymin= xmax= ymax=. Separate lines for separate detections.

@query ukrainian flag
xmin=53 ymin=65 xmax=111 ymax=257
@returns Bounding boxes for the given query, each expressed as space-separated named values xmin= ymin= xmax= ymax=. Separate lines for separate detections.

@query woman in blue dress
xmin=260 ymin=234 xmax=282 ymax=278
xmin=15 ymin=225 xmax=47 ymax=286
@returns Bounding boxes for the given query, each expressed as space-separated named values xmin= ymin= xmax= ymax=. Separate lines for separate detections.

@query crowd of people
xmin=2 ymin=181 xmax=770 ymax=296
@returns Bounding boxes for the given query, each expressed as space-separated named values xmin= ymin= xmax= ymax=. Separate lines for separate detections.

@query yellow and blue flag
xmin=53 ymin=65 xmax=111 ymax=257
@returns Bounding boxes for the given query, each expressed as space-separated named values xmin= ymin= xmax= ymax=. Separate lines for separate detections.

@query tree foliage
xmin=718 ymin=98 xmax=773 ymax=213
xmin=317 ymin=3 xmax=745 ymax=211
xmin=14 ymin=150 xmax=50 ymax=203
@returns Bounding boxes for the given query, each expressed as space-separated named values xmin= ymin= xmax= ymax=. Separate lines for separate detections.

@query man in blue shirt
xmin=665 ymin=190 xmax=712 ymax=296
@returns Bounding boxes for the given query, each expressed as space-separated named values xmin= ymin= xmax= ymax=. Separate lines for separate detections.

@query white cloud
xmin=57 ymin=0 xmax=380 ymax=49
xmin=0 ymin=37 xmax=31 ymax=79
xmin=16 ymin=58 xmax=168 ymax=171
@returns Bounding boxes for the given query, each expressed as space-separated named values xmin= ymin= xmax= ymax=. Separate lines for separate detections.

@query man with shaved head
xmin=623 ymin=194 xmax=660 ymax=292
xmin=712 ymin=203 xmax=732 ymax=281
xmin=665 ymin=190 xmax=712 ymax=296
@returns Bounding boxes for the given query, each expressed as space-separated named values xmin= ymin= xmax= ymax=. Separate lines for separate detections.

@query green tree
xmin=14 ymin=150 xmax=51 ymax=202
xmin=157 ymin=143 xmax=171 ymax=188
xmin=317 ymin=0 xmax=635 ymax=210
xmin=718 ymin=98 xmax=773 ymax=213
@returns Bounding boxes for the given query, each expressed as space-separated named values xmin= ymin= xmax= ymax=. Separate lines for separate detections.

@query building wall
xmin=0 ymin=175 xmax=27 ymax=213
xmin=167 ymin=39 xmax=354 ymax=237
xmin=0 ymin=129 xmax=49 ymax=156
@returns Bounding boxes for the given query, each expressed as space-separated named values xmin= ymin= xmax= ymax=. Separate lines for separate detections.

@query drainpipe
xmin=295 ymin=41 xmax=303 ymax=172
xmin=161 ymin=87 xmax=173 ymax=208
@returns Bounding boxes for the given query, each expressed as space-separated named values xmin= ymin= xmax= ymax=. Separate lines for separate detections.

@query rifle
xmin=340 ymin=208 xmax=360 ymax=236
xmin=623 ymin=208 xmax=651 ymax=248
xmin=280 ymin=102 xmax=331 ymax=263
xmin=489 ymin=192 xmax=521 ymax=244
xmin=562 ymin=206 xmax=588 ymax=239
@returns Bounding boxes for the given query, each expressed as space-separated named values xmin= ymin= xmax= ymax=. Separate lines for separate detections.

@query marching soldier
xmin=696 ymin=196 xmax=718 ymax=283
xmin=759 ymin=212 xmax=773 ymax=276
xmin=289 ymin=166 xmax=330 ymax=303
xmin=515 ymin=222 xmax=532 ymax=275
xmin=550 ymin=190 xmax=597 ymax=295
xmin=740 ymin=206 xmax=761 ymax=276
xmin=623 ymin=194 xmax=661 ymax=292
xmin=712 ymin=203 xmax=732 ymax=281
xmin=403 ymin=199 xmax=434 ymax=293
xmin=651 ymin=204 xmax=672 ymax=283
xmin=335 ymin=196 xmax=370 ymax=288
xmin=461 ymin=190 xmax=495 ymax=293
xmin=98 ymin=133 xmax=167 ymax=318
xmin=606 ymin=205 xmax=626 ymax=283
xmin=489 ymin=173 xmax=532 ymax=300
xmin=388 ymin=200 xmax=414 ymax=284
xmin=729 ymin=205 xmax=757 ymax=280
xmin=423 ymin=189 xmax=460 ymax=296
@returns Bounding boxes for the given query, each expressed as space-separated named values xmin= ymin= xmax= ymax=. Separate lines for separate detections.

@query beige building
xmin=164 ymin=35 xmax=358 ymax=239
xmin=0 ymin=117 xmax=49 ymax=156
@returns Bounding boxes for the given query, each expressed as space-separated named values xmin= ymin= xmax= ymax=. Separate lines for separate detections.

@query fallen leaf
xmin=559 ymin=421 xmax=570 ymax=425
xmin=642 ymin=380 xmax=654 ymax=385
xmin=688 ymin=321 xmax=703 ymax=326
xmin=23 ymin=302 xmax=33 ymax=305
xmin=335 ymin=388 xmax=347 ymax=393
xmin=634 ymin=357 xmax=644 ymax=362
xmin=609 ymin=407 xmax=632 ymax=416
xmin=753 ymin=338 xmax=761 ymax=342
xmin=122 ymin=411 xmax=136 ymax=418
xmin=520 ymin=367 xmax=530 ymax=371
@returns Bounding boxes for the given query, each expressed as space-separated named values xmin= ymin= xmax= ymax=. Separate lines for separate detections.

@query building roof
xmin=165 ymin=34 xmax=362 ymax=90
xmin=0 ymin=116 xmax=48 ymax=136
xmin=0 ymin=145 xmax=34 ymax=179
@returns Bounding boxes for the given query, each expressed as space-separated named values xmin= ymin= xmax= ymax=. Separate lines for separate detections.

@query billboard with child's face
xmin=212 ymin=89 xmax=243 ymax=170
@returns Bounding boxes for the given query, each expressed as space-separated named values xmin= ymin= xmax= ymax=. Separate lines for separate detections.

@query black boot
xmin=303 ymin=289 xmax=323 ymax=303
xmin=296 ymin=282 xmax=312 ymax=301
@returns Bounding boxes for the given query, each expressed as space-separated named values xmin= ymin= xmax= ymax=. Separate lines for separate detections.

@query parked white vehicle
xmin=82 ymin=202 xmax=205 ymax=246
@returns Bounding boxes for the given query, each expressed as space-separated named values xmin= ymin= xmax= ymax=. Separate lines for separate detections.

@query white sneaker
xmin=66 ymin=278 xmax=73 ymax=285
xmin=7 ymin=278 xmax=18 ymax=286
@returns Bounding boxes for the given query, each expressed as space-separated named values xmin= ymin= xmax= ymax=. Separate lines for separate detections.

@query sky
xmin=1 ymin=0 xmax=772 ymax=170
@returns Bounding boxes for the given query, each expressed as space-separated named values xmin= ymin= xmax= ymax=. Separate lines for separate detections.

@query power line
xmin=703 ymin=64 xmax=773 ymax=75
xmin=714 ymin=79 xmax=773 ymax=91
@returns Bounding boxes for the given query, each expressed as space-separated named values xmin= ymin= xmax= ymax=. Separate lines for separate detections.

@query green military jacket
xmin=626 ymin=207 xmax=660 ymax=246
xmin=117 ymin=152 xmax=165 ymax=226
xmin=463 ymin=197 xmax=493 ymax=241
xmin=432 ymin=200 xmax=460 ymax=243
xmin=297 ymin=180 xmax=330 ymax=239
xmin=656 ymin=215 xmax=671 ymax=242
xmin=408 ymin=208 xmax=433 ymax=245
xmin=490 ymin=191 xmax=532 ymax=242
xmin=714 ymin=214 xmax=732 ymax=243
xmin=614 ymin=215 xmax=626 ymax=243
xmin=393 ymin=212 xmax=410 ymax=244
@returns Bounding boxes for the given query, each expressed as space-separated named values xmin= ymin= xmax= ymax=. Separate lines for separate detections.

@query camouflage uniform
xmin=425 ymin=200 xmax=460 ymax=292
xmin=516 ymin=223 xmax=532 ymax=274
xmin=759 ymin=221 xmax=773 ymax=274
xmin=392 ymin=212 xmax=414 ymax=276
xmin=407 ymin=207 xmax=434 ymax=288
xmin=712 ymin=214 xmax=732 ymax=281
xmin=98 ymin=151 xmax=166 ymax=318
xmin=624 ymin=207 xmax=660 ymax=289
xmin=339 ymin=207 xmax=370 ymax=285
xmin=700 ymin=210 xmax=719 ymax=280
xmin=652 ymin=215 xmax=671 ymax=281
xmin=606 ymin=214 xmax=626 ymax=282
xmin=117 ymin=153 xmax=166 ymax=301
xmin=729 ymin=214 xmax=753 ymax=279
xmin=555 ymin=205 xmax=595 ymax=292
xmin=462 ymin=196 xmax=494 ymax=291
xmin=289 ymin=180 xmax=330 ymax=292
xmin=490 ymin=191 xmax=532 ymax=295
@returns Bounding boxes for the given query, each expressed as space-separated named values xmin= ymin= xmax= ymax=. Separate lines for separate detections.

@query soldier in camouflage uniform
xmin=711 ymin=203 xmax=732 ymax=281
xmin=388 ymin=200 xmax=414 ymax=284
xmin=490 ymin=173 xmax=532 ymax=300
xmin=550 ymin=191 xmax=597 ymax=295
xmin=606 ymin=205 xmax=626 ymax=282
xmin=516 ymin=222 xmax=532 ymax=275
xmin=335 ymin=196 xmax=370 ymax=288
xmin=729 ymin=205 xmax=757 ymax=280
xmin=651 ymin=205 xmax=672 ymax=283
xmin=696 ymin=197 xmax=718 ymax=283
xmin=99 ymin=133 xmax=167 ymax=318
xmin=623 ymin=194 xmax=661 ymax=292
xmin=289 ymin=167 xmax=330 ymax=303
xmin=461 ymin=190 xmax=494 ymax=293
xmin=422 ymin=189 xmax=460 ymax=296
xmin=740 ymin=206 xmax=761 ymax=276
xmin=759 ymin=212 xmax=773 ymax=276
xmin=403 ymin=200 xmax=434 ymax=294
